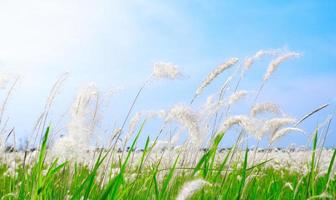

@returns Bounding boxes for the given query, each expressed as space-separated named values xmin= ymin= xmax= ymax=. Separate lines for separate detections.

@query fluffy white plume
xmin=125 ymin=112 xmax=142 ymax=142
xmin=244 ymin=49 xmax=279 ymax=71
xmin=250 ymin=102 xmax=281 ymax=117
xmin=201 ymin=89 xmax=247 ymax=117
xmin=270 ymin=127 xmax=304 ymax=143
xmin=195 ymin=57 xmax=238 ymax=97
xmin=202 ymin=95 xmax=227 ymax=117
xmin=153 ymin=62 xmax=182 ymax=79
xmin=258 ymin=117 xmax=296 ymax=139
xmin=227 ymin=90 xmax=248 ymax=105
xmin=265 ymin=117 xmax=296 ymax=131
xmin=219 ymin=115 xmax=260 ymax=137
xmin=176 ymin=179 xmax=210 ymax=200
xmin=264 ymin=52 xmax=301 ymax=81
xmin=53 ymin=84 xmax=100 ymax=159
xmin=165 ymin=104 xmax=202 ymax=145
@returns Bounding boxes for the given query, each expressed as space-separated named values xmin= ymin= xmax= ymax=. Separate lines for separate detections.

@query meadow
xmin=0 ymin=49 xmax=335 ymax=199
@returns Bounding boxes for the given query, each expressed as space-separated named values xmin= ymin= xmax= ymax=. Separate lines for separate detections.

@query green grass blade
xmin=324 ymin=148 xmax=336 ymax=190
xmin=100 ymin=121 xmax=144 ymax=200
xmin=160 ymin=155 xmax=179 ymax=200
xmin=32 ymin=126 xmax=50 ymax=199
xmin=307 ymin=130 xmax=318 ymax=198
xmin=236 ymin=148 xmax=248 ymax=200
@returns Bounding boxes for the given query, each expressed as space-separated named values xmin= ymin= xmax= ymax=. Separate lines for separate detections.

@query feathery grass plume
xmin=125 ymin=112 xmax=142 ymax=142
xmin=219 ymin=115 xmax=258 ymax=136
xmin=153 ymin=62 xmax=182 ymax=79
xmin=111 ymin=62 xmax=180 ymax=149
xmin=264 ymin=51 xmax=301 ymax=81
xmin=243 ymin=49 xmax=279 ymax=71
xmin=227 ymin=90 xmax=248 ymax=105
xmin=202 ymin=95 xmax=226 ymax=116
xmin=250 ymin=102 xmax=281 ymax=117
xmin=270 ymin=127 xmax=304 ymax=143
xmin=201 ymin=81 xmax=239 ymax=116
xmin=202 ymin=95 xmax=217 ymax=115
xmin=52 ymin=84 xmax=100 ymax=160
xmin=176 ymin=179 xmax=210 ymax=200
xmin=257 ymin=117 xmax=296 ymax=140
xmin=194 ymin=57 xmax=238 ymax=98
xmin=264 ymin=117 xmax=296 ymax=131
xmin=165 ymin=104 xmax=202 ymax=145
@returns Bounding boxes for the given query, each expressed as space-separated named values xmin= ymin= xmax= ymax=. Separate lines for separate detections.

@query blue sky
xmin=0 ymin=0 xmax=335 ymax=147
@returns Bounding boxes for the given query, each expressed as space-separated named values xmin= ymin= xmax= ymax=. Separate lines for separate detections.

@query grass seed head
xmin=264 ymin=51 xmax=301 ymax=81
xmin=227 ymin=90 xmax=248 ymax=105
xmin=270 ymin=127 xmax=304 ymax=143
xmin=195 ymin=57 xmax=238 ymax=97
xmin=176 ymin=179 xmax=210 ymax=200
xmin=250 ymin=102 xmax=281 ymax=117
xmin=219 ymin=115 xmax=258 ymax=137
xmin=153 ymin=62 xmax=182 ymax=79
xmin=165 ymin=104 xmax=202 ymax=145
xmin=244 ymin=49 xmax=279 ymax=71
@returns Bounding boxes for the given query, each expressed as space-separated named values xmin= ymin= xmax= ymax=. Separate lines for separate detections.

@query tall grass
xmin=0 ymin=126 xmax=335 ymax=199
xmin=0 ymin=49 xmax=335 ymax=199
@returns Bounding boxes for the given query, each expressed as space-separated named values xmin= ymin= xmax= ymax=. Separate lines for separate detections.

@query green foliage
xmin=0 ymin=127 xmax=335 ymax=199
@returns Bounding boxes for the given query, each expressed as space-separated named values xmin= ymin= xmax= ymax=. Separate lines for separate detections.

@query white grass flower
xmin=264 ymin=52 xmax=301 ymax=81
xmin=227 ymin=90 xmax=248 ymax=105
xmin=244 ymin=49 xmax=279 ymax=71
xmin=125 ymin=112 xmax=142 ymax=142
xmin=202 ymin=90 xmax=248 ymax=117
xmin=219 ymin=115 xmax=258 ymax=136
xmin=53 ymin=84 xmax=100 ymax=159
xmin=255 ymin=117 xmax=295 ymax=141
xmin=250 ymin=103 xmax=281 ymax=117
xmin=165 ymin=104 xmax=202 ymax=145
xmin=153 ymin=62 xmax=182 ymax=79
xmin=202 ymin=95 xmax=225 ymax=116
xmin=270 ymin=127 xmax=304 ymax=143
xmin=176 ymin=179 xmax=210 ymax=200
xmin=264 ymin=117 xmax=296 ymax=132
xmin=195 ymin=57 xmax=238 ymax=97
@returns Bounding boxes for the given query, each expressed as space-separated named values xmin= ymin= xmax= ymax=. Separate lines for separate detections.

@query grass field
xmin=0 ymin=128 xmax=335 ymax=199
xmin=0 ymin=50 xmax=335 ymax=199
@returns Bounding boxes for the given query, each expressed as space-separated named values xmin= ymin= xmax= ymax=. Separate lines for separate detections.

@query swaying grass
xmin=0 ymin=127 xmax=335 ymax=200
xmin=0 ymin=50 xmax=335 ymax=199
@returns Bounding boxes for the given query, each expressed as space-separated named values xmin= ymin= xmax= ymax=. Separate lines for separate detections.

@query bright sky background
xmin=0 ymin=0 xmax=335 ymax=148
